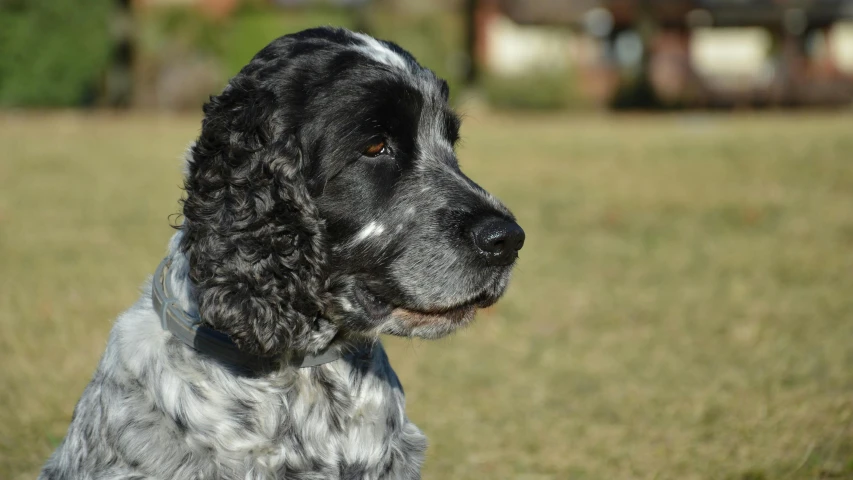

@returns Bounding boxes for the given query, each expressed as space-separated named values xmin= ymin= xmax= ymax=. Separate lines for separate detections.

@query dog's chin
xmin=351 ymin=284 xmax=498 ymax=339
xmin=385 ymin=305 xmax=478 ymax=338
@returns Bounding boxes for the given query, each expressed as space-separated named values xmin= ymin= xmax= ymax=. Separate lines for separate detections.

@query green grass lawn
xmin=1 ymin=111 xmax=852 ymax=480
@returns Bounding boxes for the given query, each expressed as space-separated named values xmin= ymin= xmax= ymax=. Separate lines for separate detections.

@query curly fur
xmin=182 ymin=81 xmax=334 ymax=357
xmin=41 ymin=27 xmax=522 ymax=479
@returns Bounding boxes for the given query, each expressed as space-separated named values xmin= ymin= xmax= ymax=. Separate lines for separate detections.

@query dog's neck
xmin=162 ymin=232 xmax=199 ymax=318
xmin=157 ymin=232 xmax=345 ymax=370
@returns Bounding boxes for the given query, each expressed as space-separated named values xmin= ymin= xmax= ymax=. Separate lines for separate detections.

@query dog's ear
xmin=180 ymin=74 xmax=337 ymax=358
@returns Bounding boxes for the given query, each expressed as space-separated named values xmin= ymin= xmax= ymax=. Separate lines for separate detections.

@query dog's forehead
xmin=345 ymin=32 xmax=445 ymax=98
xmin=350 ymin=32 xmax=411 ymax=71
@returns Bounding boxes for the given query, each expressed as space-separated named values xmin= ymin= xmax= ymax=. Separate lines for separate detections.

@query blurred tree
xmin=0 ymin=0 xmax=114 ymax=106
xmin=104 ymin=0 xmax=135 ymax=107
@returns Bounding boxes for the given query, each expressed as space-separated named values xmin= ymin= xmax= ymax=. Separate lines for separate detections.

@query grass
xmin=1 ymin=110 xmax=853 ymax=479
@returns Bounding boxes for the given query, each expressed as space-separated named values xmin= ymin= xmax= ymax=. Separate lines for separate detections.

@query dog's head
xmin=181 ymin=27 xmax=524 ymax=357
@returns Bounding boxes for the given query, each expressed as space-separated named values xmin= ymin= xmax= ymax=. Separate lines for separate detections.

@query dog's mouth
xmin=353 ymin=283 xmax=497 ymax=326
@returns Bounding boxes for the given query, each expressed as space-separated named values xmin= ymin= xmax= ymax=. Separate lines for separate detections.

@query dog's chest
xmin=206 ymin=353 xmax=426 ymax=479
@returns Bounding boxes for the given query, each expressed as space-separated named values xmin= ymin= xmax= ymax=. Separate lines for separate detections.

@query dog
xmin=40 ymin=27 xmax=524 ymax=480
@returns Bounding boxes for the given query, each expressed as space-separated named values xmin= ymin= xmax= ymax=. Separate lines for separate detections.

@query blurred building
xmin=475 ymin=0 xmax=853 ymax=107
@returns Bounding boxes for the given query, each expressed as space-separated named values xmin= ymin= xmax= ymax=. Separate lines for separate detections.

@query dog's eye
xmin=363 ymin=140 xmax=390 ymax=157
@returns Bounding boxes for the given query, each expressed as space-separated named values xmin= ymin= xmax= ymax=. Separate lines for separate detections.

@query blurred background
xmin=2 ymin=1 xmax=853 ymax=479
xmin=3 ymin=0 xmax=853 ymax=110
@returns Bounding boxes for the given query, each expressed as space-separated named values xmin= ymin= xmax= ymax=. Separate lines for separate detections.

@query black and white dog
xmin=41 ymin=27 xmax=524 ymax=480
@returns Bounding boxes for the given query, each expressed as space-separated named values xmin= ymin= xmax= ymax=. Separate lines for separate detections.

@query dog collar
xmin=152 ymin=258 xmax=341 ymax=370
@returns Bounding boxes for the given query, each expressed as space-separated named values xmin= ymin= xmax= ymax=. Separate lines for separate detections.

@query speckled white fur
xmin=40 ymin=234 xmax=426 ymax=480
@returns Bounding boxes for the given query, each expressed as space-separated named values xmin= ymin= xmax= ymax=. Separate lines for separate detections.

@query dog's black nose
xmin=471 ymin=217 xmax=525 ymax=265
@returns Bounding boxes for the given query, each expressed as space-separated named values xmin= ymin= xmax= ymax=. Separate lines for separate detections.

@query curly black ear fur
xmin=180 ymin=74 xmax=337 ymax=358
